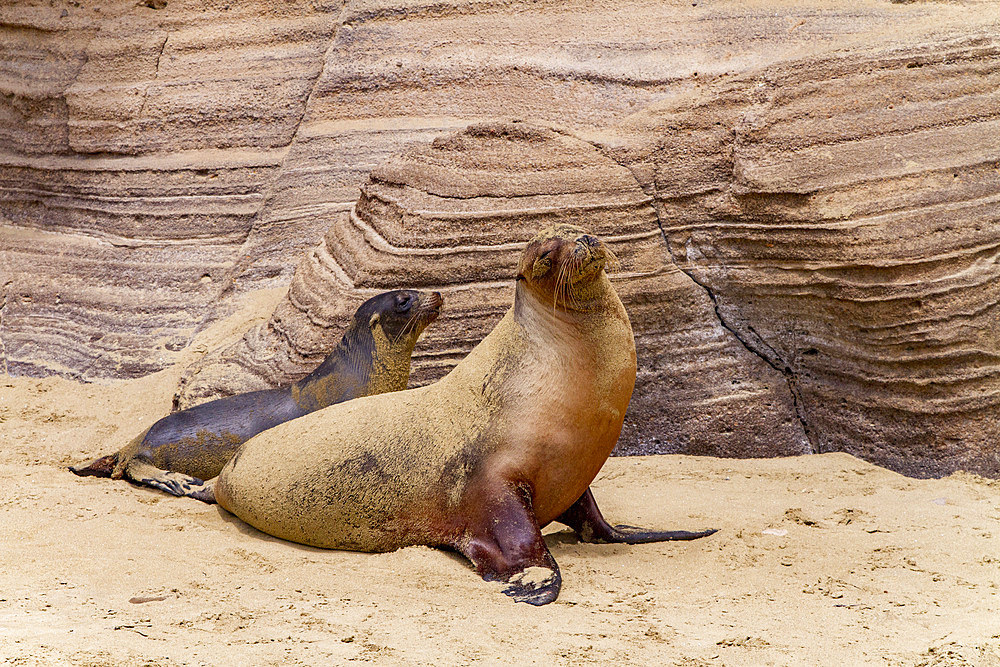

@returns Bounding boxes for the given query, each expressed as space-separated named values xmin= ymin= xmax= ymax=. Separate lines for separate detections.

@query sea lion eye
xmin=395 ymin=294 xmax=413 ymax=312
xmin=531 ymin=251 xmax=552 ymax=278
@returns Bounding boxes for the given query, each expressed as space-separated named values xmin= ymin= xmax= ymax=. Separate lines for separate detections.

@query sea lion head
xmin=516 ymin=224 xmax=616 ymax=310
xmin=356 ymin=289 xmax=444 ymax=346
xmin=290 ymin=290 xmax=443 ymax=411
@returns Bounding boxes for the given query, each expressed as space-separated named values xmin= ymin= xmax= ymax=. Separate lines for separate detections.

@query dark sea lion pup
xmin=70 ymin=289 xmax=443 ymax=502
xmin=215 ymin=224 xmax=716 ymax=605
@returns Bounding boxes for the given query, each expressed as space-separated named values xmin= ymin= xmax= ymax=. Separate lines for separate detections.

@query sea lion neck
xmin=291 ymin=322 xmax=377 ymax=412
xmin=367 ymin=320 xmax=416 ymax=395
xmin=514 ymin=275 xmax=615 ymax=331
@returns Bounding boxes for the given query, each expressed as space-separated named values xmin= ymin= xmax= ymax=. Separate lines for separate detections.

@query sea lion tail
xmin=69 ymin=454 xmax=118 ymax=478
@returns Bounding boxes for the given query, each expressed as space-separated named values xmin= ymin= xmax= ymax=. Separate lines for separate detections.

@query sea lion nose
xmin=580 ymin=235 xmax=599 ymax=247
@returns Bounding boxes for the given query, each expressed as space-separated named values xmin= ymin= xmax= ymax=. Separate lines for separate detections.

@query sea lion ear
xmin=369 ymin=313 xmax=381 ymax=329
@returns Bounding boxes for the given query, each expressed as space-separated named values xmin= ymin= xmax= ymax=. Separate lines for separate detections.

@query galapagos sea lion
xmin=70 ymin=289 xmax=443 ymax=502
xmin=215 ymin=225 xmax=715 ymax=605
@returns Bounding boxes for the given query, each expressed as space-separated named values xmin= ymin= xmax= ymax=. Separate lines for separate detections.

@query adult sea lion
xmin=70 ymin=289 xmax=443 ymax=502
xmin=215 ymin=225 xmax=715 ymax=605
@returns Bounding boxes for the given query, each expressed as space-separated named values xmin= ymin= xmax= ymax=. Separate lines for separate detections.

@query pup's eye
xmin=396 ymin=294 xmax=413 ymax=312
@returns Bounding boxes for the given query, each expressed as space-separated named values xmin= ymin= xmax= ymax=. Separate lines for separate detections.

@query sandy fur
xmin=216 ymin=280 xmax=634 ymax=550
xmin=216 ymin=232 xmax=636 ymax=552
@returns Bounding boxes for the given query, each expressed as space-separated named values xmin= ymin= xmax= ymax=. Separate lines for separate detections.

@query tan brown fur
xmin=217 ymin=226 xmax=713 ymax=605
xmin=216 ymin=225 xmax=634 ymax=548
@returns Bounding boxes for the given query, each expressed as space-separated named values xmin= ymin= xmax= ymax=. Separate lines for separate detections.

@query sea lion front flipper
xmin=124 ymin=460 xmax=211 ymax=501
xmin=557 ymin=487 xmax=718 ymax=544
xmin=456 ymin=484 xmax=562 ymax=606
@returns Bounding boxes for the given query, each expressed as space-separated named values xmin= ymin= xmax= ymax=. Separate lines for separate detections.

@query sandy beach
xmin=2 ymin=293 xmax=999 ymax=666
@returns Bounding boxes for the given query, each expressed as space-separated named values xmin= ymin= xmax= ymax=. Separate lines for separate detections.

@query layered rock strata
xmin=3 ymin=0 xmax=1000 ymax=473
xmin=604 ymin=35 xmax=1000 ymax=476
xmin=179 ymin=33 xmax=1000 ymax=475
xmin=0 ymin=0 xmax=341 ymax=378
xmin=230 ymin=0 xmax=973 ymax=290
xmin=177 ymin=122 xmax=809 ymax=457
xmin=4 ymin=0 xmax=988 ymax=379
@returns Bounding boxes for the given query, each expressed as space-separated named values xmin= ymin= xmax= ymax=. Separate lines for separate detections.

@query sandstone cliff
xmin=2 ymin=0 xmax=998 ymax=475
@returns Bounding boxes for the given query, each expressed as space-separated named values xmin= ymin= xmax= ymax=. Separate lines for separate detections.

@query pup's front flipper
xmin=455 ymin=483 xmax=562 ymax=606
xmin=125 ymin=460 xmax=215 ymax=502
xmin=557 ymin=487 xmax=717 ymax=544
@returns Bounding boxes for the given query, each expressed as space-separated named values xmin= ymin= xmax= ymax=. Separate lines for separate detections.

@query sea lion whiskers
xmin=384 ymin=291 xmax=442 ymax=346
xmin=400 ymin=293 xmax=443 ymax=343
xmin=391 ymin=310 xmax=420 ymax=346
xmin=567 ymin=251 xmax=585 ymax=310
xmin=553 ymin=258 xmax=570 ymax=313
xmin=555 ymin=256 xmax=571 ymax=312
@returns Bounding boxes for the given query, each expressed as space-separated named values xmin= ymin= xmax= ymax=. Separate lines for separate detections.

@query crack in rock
xmin=668 ymin=258 xmax=817 ymax=454
xmin=189 ymin=6 xmax=348 ymax=348
xmin=0 ymin=280 xmax=12 ymax=376
xmin=572 ymin=129 xmax=814 ymax=453
xmin=139 ymin=33 xmax=169 ymax=118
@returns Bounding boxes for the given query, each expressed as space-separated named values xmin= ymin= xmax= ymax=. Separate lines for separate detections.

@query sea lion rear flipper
xmin=557 ymin=487 xmax=718 ymax=544
xmin=455 ymin=484 xmax=562 ymax=606
xmin=124 ymin=460 xmax=213 ymax=501
xmin=69 ymin=454 xmax=118 ymax=478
